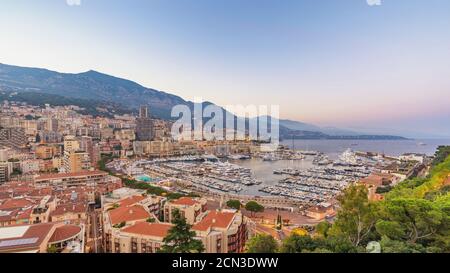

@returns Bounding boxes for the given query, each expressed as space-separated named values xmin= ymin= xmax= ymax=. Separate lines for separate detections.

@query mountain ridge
xmin=0 ymin=63 xmax=407 ymax=140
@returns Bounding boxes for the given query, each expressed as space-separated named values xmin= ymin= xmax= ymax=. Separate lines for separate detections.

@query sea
xmin=280 ymin=138 xmax=450 ymax=158
xmin=230 ymin=139 xmax=450 ymax=196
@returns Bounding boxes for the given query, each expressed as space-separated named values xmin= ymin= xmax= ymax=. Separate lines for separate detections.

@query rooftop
xmin=49 ymin=225 xmax=82 ymax=244
xmin=108 ymin=205 xmax=150 ymax=226
xmin=0 ymin=223 xmax=54 ymax=253
xmin=118 ymin=195 xmax=146 ymax=207
xmin=0 ymin=198 xmax=35 ymax=211
xmin=50 ymin=203 xmax=87 ymax=217
xmin=193 ymin=210 xmax=235 ymax=231
xmin=35 ymin=170 xmax=108 ymax=181
xmin=122 ymin=222 xmax=172 ymax=238
xmin=171 ymin=197 xmax=199 ymax=207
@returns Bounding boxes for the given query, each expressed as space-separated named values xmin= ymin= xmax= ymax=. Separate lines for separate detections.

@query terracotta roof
xmin=108 ymin=205 xmax=150 ymax=225
xmin=29 ymin=188 xmax=53 ymax=197
xmin=122 ymin=222 xmax=172 ymax=238
xmin=49 ymin=225 xmax=82 ymax=243
xmin=118 ymin=195 xmax=146 ymax=207
xmin=193 ymin=211 xmax=235 ymax=231
xmin=0 ymin=192 xmax=12 ymax=200
xmin=16 ymin=207 xmax=33 ymax=220
xmin=171 ymin=197 xmax=198 ymax=206
xmin=35 ymin=170 xmax=108 ymax=181
xmin=359 ymin=174 xmax=392 ymax=187
xmin=0 ymin=212 xmax=14 ymax=222
xmin=0 ymin=198 xmax=35 ymax=210
xmin=0 ymin=223 xmax=55 ymax=252
xmin=50 ymin=203 xmax=87 ymax=217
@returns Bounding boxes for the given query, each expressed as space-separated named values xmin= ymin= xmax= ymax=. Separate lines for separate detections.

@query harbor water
xmin=231 ymin=139 xmax=450 ymax=196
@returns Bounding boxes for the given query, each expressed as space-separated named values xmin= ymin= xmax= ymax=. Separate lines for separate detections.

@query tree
xmin=324 ymin=235 xmax=359 ymax=253
xmin=328 ymin=185 xmax=378 ymax=247
xmin=246 ymin=234 xmax=278 ymax=253
xmin=432 ymin=146 xmax=450 ymax=166
xmin=276 ymin=214 xmax=282 ymax=230
xmin=280 ymin=234 xmax=322 ymax=253
xmin=159 ymin=209 xmax=205 ymax=253
xmin=47 ymin=245 xmax=58 ymax=253
xmin=113 ymin=221 xmax=126 ymax=229
xmin=315 ymin=221 xmax=331 ymax=238
xmin=11 ymin=169 xmax=22 ymax=176
xmin=245 ymin=201 xmax=264 ymax=217
xmin=376 ymin=198 xmax=444 ymax=244
xmin=380 ymin=236 xmax=427 ymax=253
xmin=226 ymin=200 xmax=242 ymax=210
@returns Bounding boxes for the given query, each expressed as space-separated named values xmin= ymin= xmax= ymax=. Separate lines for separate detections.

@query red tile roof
xmin=171 ymin=197 xmax=198 ymax=206
xmin=122 ymin=222 xmax=172 ymax=238
xmin=50 ymin=203 xmax=88 ymax=217
xmin=0 ymin=198 xmax=35 ymax=210
xmin=359 ymin=174 xmax=391 ymax=187
xmin=0 ymin=223 xmax=55 ymax=252
xmin=193 ymin=211 xmax=235 ymax=231
xmin=118 ymin=195 xmax=146 ymax=207
xmin=49 ymin=225 xmax=82 ymax=243
xmin=108 ymin=205 xmax=150 ymax=226
xmin=35 ymin=170 xmax=107 ymax=181
xmin=16 ymin=207 xmax=33 ymax=220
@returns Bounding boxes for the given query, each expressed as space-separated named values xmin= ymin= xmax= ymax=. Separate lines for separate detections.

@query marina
xmin=107 ymin=147 xmax=404 ymax=205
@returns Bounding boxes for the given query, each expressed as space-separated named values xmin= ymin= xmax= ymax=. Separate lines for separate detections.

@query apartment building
xmin=193 ymin=210 xmax=248 ymax=253
xmin=35 ymin=144 xmax=60 ymax=160
xmin=63 ymin=150 xmax=91 ymax=173
xmin=63 ymin=135 xmax=79 ymax=153
xmin=103 ymin=195 xmax=156 ymax=253
xmin=33 ymin=170 xmax=121 ymax=189
xmin=0 ymin=162 xmax=10 ymax=185
xmin=50 ymin=203 xmax=88 ymax=225
xmin=164 ymin=197 xmax=207 ymax=225
xmin=0 ymin=128 xmax=27 ymax=149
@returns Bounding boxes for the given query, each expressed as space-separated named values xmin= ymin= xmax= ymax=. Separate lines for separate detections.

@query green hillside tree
xmin=246 ymin=234 xmax=278 ymax=253
xmin=159 ymin=209 xmax=205 ymax=253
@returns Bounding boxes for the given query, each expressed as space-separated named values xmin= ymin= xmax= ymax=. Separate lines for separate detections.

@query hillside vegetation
xmin=248 ymin=147 xmax=450 ymax=253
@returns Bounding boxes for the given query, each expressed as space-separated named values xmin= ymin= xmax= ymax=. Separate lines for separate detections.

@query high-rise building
xmin=0 ymin=162 xmax=10 ymax=184
xmin=139 ymin=106 xmax=149 ymax=118
xmin=62 ymin=136 xmax=91 ymax=173
xmin=80 ymin=136 xmax=95 ymax=165
xmin=0 ymin=148 xmax=10 ymax=162
xmin=63 ymin=150 xmax=91 ymax=173
xmin=0 ymin=128 xmax=27 ymax=148
xmin=35 ymin=145 xmax=56 ymax=160
xmin=48 ymin=118 xmax=59 ymax=132
xmin=136 ymin=106 xmax=154 ymax=141
xmin=64 ymin=135 xmax=80 ymax=153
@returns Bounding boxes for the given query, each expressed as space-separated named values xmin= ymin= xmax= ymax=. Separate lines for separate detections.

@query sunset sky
xmin=1 ymin=0 xmax=449 ymax=137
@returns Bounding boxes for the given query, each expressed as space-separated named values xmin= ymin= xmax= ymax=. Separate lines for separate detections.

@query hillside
xmin=0 ymin=63 xmax=406 ymax=140
xmin=0 ymin=63 xmax=187 ymax=119
xmin=0 ymin=90 xmax=132 ymax=117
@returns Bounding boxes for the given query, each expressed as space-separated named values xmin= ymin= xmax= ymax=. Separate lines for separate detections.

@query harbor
xmin=107 ymin=147 xmax=407 ymax=207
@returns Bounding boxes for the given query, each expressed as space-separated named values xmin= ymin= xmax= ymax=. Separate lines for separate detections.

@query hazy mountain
xmin=276 ymin=119 xmax=360 ymax=136
xmin=277 ymin=119 xmax=322 ymax=132
xmin=0 ymin=63 xmax=187 ymax=119
xmin=0 ymin=63 xmax=406 ymax=139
